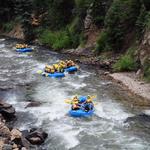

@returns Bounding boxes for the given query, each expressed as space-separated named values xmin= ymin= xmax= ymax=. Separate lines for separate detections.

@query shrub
xmin=96 ymin=0 xmax=141 ymax=52
xmin=144 ymin=60 xmax=150 ymax=82
xmin=3 ymin=21 xmax=15 ymax=32
xmin=95 ymin=31 xmax=109 ymax=53
xmin=39 ymin=29 xmax=72 ymax=50
xmin=113 ymin=54 xmax=137 ymax=71
xmin=91 ymin=0 xmax=113 ymax=27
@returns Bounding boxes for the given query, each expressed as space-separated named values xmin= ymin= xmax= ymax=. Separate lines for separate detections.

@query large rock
xmin=0 ymin=122 xmax=11 ymax=139
xmin=124 ymin=113 xmax=150 ymax=129
xmin=11 ymin=129 xmax=22 ymax=141
xmin=0 ymin=101 xmax=15 ymax=120
xmin=25 ymin=101 xmax=42 ymax=108
xmin=25 ymin=128 xmax=48 ymax=145
xmin=10 ymin=129 xmax=30 ymax=149
xmin=0 ymin=139 xmax=5 ymax=150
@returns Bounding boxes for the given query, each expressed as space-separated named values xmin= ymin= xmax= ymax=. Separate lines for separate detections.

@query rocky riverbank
xmin=61 ymin=48 xmax=150 ymax=103
xmin=109 ymin=72 xmax=150 ymax=103
xmin=0 ymin=100 xmax=48 ymax=150
xmin=61 ymin=47 xmax=117 ymax=70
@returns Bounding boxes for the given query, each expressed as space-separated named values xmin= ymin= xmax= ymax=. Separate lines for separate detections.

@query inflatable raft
xmin=16 ymin=48 xmax=33 ymax=52
xmin=69 ymin=96 xmax=94 ymax=117
xmin=69 ymin=109 xmax=94 ymax=117
xmin=65 ymin=66 xmax=77 ymax=72
xmin=42 ymin=72 xmax=65 ymax=78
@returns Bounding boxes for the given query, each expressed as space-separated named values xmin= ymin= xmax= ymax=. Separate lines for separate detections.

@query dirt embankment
xmin=109 ymin=72 xmax=150 ymax=102
xmin=0 ymin=24 xmax=24 ymax=39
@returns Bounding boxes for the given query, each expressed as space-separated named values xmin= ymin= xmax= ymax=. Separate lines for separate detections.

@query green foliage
xmin=2 ymin=22 xmax=15 ymax=32
xmin=96 ymin=0 xmax=141 ymax=52
xmin=74 ymin=0 xmax=93 ymax=22
xmin=43 ymin=0 xmax=75 ymax=30
xmin=144 ymin=67 xmax=150 ymax=81
xmin=95 ymin=31 xmax=109 ymax=53
xmin=39 ymin=30 xmax=72 ymax=50
xmin=136 ymin=4 xmax=147 ymax=39
xmin=143 ymin=0 xmax=150 ymax=11
xmin=144 ymin=60 xmax=150 ymax=81
xmin=67 ymin=17 xmax=83 ymax=48
xmin=113 ymin=54 xmax=137 ymax=72
xmin=145 ymin=12 xmax=150 ymax=29
xmin=91 ymin=0 xmax=113 ymax=26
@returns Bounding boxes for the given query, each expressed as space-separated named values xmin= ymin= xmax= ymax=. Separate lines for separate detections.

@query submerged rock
xmin=25 ymin=101 xmax=42 ymax=108
xmin=125 ymin=113 xmax=150 ymax=123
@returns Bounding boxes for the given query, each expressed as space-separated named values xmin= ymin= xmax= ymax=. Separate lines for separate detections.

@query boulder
xmin=0 ymin=101 xmax=15 ymax=120
xmin=27 ymin=137 xmax=42 ymax=145
xmin=25 ymin=128 xmax=48 ymax=145
xmin=10 ymin=129 xmax=30 ymax=149
xmin=0 ymin=139 xmax=4 ymax=150
xmin=20 ymin=137 xmax=30 ymax=149
xmin=25 ymin=101 xmax=42 ymax=108
xmin=11 ymin=129 xmax=22 ymax=141
xmin=0 ymin=122 xmax=11 ymax=139
xmin=124 ymin=113 xmax=150 ymax=123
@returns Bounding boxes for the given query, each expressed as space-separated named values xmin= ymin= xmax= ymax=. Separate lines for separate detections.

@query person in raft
xmin=84 ymin=95 xmax=94 ymax=112
xmin=66 ymin=60 xmax=75 ymax=68
xmin=59 ymin=61 xmax=67 ymax=69
xmin=16 ymin=44 xmax=28 ymax=49
xmin=53 ymin=63 xmax=64 ymax=73
xmin=71 ymin=95 xmax=94 ymax=111
xmin=45 ymin=65 xmax=55 ymax=73
xmin=71 ymin=96 xmax=80 ymax=110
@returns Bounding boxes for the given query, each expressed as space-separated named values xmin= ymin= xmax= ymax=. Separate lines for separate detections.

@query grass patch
xmin=113 ymin=54 xmax=137 ymax=72
xmin=39 ymin=29 xmax=72 ymax=50
xmin=2 ymin=21 xmax=16 ymax=32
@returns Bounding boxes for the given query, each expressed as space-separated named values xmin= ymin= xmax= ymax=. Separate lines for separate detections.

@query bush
xmin=144 ymin=60 xmax=150 ymax=82
xmin=96 ymin=0 xmax=141 ymax=52
xmin=39 ymin=29 xmax=72 ymax=50
xmin=144 ymin=68 xmax=150 ymax=81
xmin=113 ymin=54 xmax=137 ymax=71
xmin=91 ymin=0 xmax=113 ymax=27
xmin=95 ymin=31 xmax=109 ymax=53
xmin=2 ymin=21 xmax=15 ymax=32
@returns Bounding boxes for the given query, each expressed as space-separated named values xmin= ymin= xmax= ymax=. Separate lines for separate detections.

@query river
xmin=0 ymin=37 xmax=150 ymax=150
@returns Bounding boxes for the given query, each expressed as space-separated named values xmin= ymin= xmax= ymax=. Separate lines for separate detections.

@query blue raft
xmin=16 ymin=48 xmax=33 ymax=52
xmin=69 ymin=109 xmax=94 ymax=117
xmin=69 ymin=96 xmax=94 ymax=117
xmin=65 ymin=66 xmax=77 ymax=72
xmin=42 ymin=72 xmax=65 ymax=78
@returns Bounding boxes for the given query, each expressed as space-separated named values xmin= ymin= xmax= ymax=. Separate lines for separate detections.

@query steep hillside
xmin=0 ymin=0 xmax=149 ymax=81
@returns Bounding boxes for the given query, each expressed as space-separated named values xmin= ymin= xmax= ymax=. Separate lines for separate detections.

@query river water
xmin=0 ymin=37 xmax=150 ymax=150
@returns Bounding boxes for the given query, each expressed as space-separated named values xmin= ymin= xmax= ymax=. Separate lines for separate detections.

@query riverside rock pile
xmin=0 ymin=100 xmax=48 ymax=150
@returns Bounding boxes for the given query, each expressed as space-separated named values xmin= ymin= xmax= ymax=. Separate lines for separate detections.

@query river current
xmin=0 ymin=37 xmax=150 ymax=150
